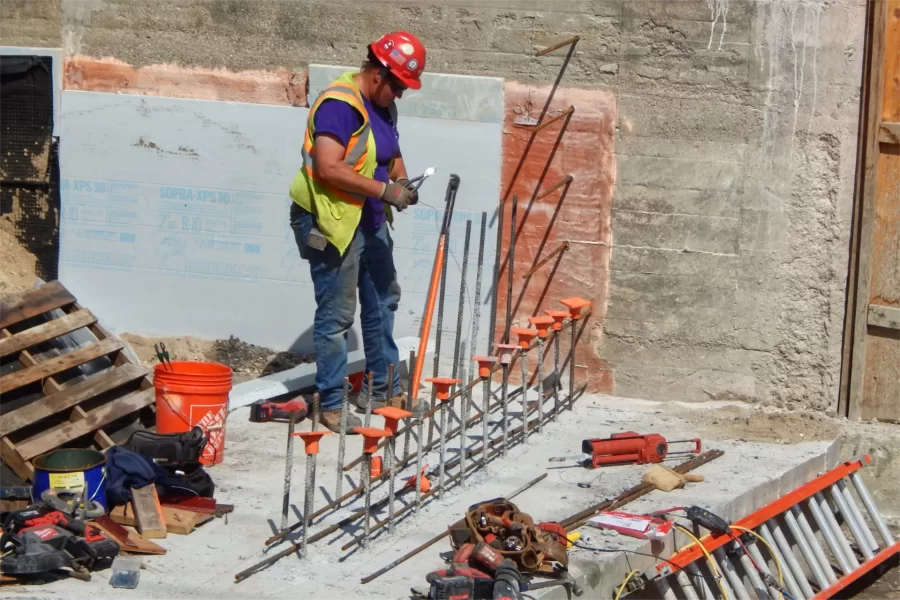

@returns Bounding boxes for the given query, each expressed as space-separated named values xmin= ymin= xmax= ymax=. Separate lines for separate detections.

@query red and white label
xmin=192 ymin=404 xmax=227 ymax=463
xmin=588 ymin=511 xmax=674 ymax=540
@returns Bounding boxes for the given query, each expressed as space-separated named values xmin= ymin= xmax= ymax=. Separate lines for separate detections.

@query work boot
xmin=388 ymin=392 xmax=430 ymax=414
xmin=319 ymin=408 xmax=361 ymax=434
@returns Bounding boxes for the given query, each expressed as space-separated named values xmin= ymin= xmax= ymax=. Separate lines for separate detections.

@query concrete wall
xmin=1 ymin=0 xmax=867 ymax=410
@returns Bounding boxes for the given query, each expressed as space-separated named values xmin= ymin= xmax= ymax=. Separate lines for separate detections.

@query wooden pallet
xmin=0 ymin=280 xmax=156 ymax=481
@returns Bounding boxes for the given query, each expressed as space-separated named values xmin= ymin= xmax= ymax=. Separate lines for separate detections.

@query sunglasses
xmin=380 ymin=69 xmax=408 ymax=94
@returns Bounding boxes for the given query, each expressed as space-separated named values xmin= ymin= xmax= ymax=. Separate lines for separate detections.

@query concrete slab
xmin=1 ymin=393 xmax=842 ymax=600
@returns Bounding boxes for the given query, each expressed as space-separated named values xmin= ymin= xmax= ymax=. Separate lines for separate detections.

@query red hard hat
xmin=369 ymin=31 xmax=426 ymax=90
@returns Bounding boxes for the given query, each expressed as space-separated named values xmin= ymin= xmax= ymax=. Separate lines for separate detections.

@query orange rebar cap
xmin=545 ymin=309 xmax=569 ymax=331
xmin=528 ymin=316 xmax=554 ymax=338
xmin=370 ymin=456 xmax=383 ymax=478
xmin=510 ymin=327 xmax=538 ymax=349
xmin=494 ymin=343 xmax=519 ymax=365
xmin=472 ymin=356 xmax=498 ymax=378
xmin=353 ymin=427 xmax=392 ymax=454
xmin=425 ymin=377 xmax=461 ymax=401
xmin=404 ymin=464 xmax=431 ymax=493
xmin=374 ymin=406 xmax=413 ymax=435
xmin=559 ymin=297 xmax=591 ymax=320
xmin=293 ymin=430 xmax=332 ymax=455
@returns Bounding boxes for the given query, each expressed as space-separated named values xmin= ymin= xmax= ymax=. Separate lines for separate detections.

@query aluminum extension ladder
xmin=652 ymin=456 xmax=899 ymax=600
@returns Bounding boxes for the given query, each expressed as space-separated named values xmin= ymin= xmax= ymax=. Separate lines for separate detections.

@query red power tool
xmin=550 ymin=432 xmax=701 ymax=468
xmin=249 ymin=396 xmax=309 ymax=423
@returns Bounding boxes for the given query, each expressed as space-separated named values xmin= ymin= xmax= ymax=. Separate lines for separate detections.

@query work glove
xmin=381 ymin=179 xmax=419 ymax=211
xmin=642 ymin=464 xmax=705 ymax=492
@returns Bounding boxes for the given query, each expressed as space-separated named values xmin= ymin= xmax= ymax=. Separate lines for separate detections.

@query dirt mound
xmin=210 ymin=335 xmax=312 ymax=376
xmin=0 ymin=216 xmax=39 ymax=298
xmin=120 ymin=332 xmax=312 ymax=379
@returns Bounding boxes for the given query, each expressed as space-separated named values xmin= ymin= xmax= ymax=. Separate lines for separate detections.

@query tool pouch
xmin=156 ymin=461 xmax=215 ymax=498
xmin=123 ymin=426 xmax=208 ymax=466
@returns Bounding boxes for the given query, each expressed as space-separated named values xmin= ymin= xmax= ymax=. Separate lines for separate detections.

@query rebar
xmin=530 ymin=105 xmax=575 ymax=133
xmin=521 ymin=240 xmax=570 ymax=279
xmin=568 ymin=319 xmax=576 ymax=409
xmin=552 ymin=335 xmax=561 ymax=420
xmin=535 ymin=35 xmax=580 ymax=57
xmin=415 ymin=410 xmax=424 ymax=513
xmin=481 ymin=374 xmax=490 ymax=468
xmin=301 ymin=394 xmax=321 ymax=558
xmin=341 ymin=389 xmax=580 ymax=552
xmin=459 ymin=354 xmax=470 ymax=487
xmin=520 ymin=350 xmax=529 ymax=438
xmin=386 ymin=432 xmax=396 ymax=533
xmin=280 ymin=411 xmax=296 ymax=531
xmin=450 ymin=220 xmax=473 ymax=400
xmin=364 ymin=371 xmax=374 ymax=427
xmin=403 ymin=349 xmax=414 ymax=459
xmin=437 ymin=397 xmax=449 ymax=498
xmin=468 ymin=213 xmax=487 ymax=384
xmin=504 ymin=195 xmax=517 ymax=343
xmin=536 ymin=337 xmax=544 ymax=434
xmin=362 ymin=453 xmax=372 ymax=548
xmin=501 ymin=363 xmax=510 ymax=455
xmin=335 ymin=377 xmax=350 ymax=503
xmin=427 ymin=234 xmax=451 ymax=447
xmin=488 ymin=203 xmax=504 ymax=356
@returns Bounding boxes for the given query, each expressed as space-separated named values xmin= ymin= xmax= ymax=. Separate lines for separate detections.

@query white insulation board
xmin=58 ymin=72 xmax=502 ymax=365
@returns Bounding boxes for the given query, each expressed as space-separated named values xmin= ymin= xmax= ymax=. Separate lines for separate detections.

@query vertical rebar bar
xmin=335 ymin=378 xmax=350 ymax=505
xmin=520 ymin=350 xmax=529 ymax=438
xmin=489 ymin=203 xmax=504 ymax=356
xmin=362 ymin=372 xmax=374 ymax=489
xmin=536 ymin=337 xmax=544 ymax=434
xmin=450 ymin=220 xmax=473 ymax=397
xmin=501 ymin=363 xmax=510 ymax=455
xmin=467 ymin=212 xmax=487 ymax=385
xmin=438 ymin=398 xmax=449 ymax=498
xmin=301 ymin=393 xmax=321 ymax=558
xmin=552 ymin=333 xmax=561 ymax=421
xmin=568 ymin=319 xmax=576 ymax=410
xmin=481 ymin=372 xmax=490 ymax=469
xmin=280 ymin=411 xmax=296 ymax=531
xmin=415 ymin=412 xmax=424 ymax=512
xmin=386 ymin=431 xmax=396 ymax=534
xmin=459 ymin=355 xmax=469 ymax=487
xmin=427 ymin=237 xmax=451 ymax=447
xmin=505 ymin=194 xmax=517 ymax=343
xmin=404 ymin=350 xmax=414 ymax=459
xmin=362 ymin=453 xmax=372 ymax=548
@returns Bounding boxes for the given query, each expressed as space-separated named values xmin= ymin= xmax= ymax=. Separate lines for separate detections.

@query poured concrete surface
xmin=1 ymin=392 xmax=852 ymax=599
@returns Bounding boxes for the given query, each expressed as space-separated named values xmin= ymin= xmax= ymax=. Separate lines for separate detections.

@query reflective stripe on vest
xmin=301 ymin=83 xmax=374 ymax=207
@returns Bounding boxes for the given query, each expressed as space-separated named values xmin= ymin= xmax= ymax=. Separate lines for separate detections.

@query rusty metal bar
xmin=531 ymin=105 xmax=575 ymax=133
xmin=536 ymin=174 xmax=574 ymax=201
xmin=535 ymin=36 xmax=581 ymax=57
xmin=521 ymin=241 xmax=570 ymax=280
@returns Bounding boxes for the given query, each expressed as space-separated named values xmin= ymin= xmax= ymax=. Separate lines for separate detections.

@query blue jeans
xmin=290 ymin=203 xmax=403 ymax=412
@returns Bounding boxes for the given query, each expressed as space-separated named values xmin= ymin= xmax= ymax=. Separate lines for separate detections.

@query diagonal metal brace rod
xmin=535 ymin=36 xmax=581 ymax=57
xmin=521 ymin=241 xmax=570 ymax=280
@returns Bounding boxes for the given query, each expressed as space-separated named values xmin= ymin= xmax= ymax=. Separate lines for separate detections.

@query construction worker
xmin=288 ymin=31 xmax=429 ymax=434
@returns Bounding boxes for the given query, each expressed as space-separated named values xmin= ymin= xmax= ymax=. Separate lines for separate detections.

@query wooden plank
xmin=844 ymin=0 xmax=890 ymax=420
xmin=0 ymin=436 xmax=33 ymax=481
xmin=90 ymin=516 xmax=167 ymax=555
xmin=0 ymin=281 xmax=76 ymax=330
xmin=880 ymin=122 xmax=900 ymax=144
xmin=868 ymin=304 xmax=900 ymax=330
xmin=0 ymin=337 xmax=123 ymax=393
xmin=111 ymin=503 xmax=212 ymax=535
xmin=130 ymin=485 xmax=167 ymax=539
xmin=0 ymin=364 xmax=146 ymax=438
xmin=0 ymin=309 xmax=97 ymax=358
xmin=15 ymin=388 xmax=155 ymax=461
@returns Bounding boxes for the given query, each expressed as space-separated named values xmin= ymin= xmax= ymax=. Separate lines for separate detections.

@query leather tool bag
xmin=123 ymin=426 xmax=208 ymax=466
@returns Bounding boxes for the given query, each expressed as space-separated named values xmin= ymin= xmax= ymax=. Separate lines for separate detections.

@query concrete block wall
xmin=1 ymin=0 xmax=867 ymax=410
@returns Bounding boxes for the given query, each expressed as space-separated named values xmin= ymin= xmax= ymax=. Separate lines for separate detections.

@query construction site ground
xmin=3 ymin=385 xmax=898 ymax=600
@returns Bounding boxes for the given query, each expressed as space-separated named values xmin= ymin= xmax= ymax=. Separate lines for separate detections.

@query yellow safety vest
xmin=289 ymin=71 xmax=396 ymax=256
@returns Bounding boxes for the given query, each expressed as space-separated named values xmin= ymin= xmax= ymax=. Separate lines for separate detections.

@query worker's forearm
xmin=318 ymin=162 xmax=385 ymax=199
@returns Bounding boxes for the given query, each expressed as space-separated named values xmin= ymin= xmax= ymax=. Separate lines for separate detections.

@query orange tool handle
xmin=411 ymin=234 xmax=446 ymax=400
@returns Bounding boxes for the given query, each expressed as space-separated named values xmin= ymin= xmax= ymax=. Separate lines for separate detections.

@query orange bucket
xmin=154 ymin=361 xmax=233 ymax=466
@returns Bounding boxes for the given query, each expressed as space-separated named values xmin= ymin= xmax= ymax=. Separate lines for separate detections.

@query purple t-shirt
xmin=312 ymin=96 xmax=399 ymax=231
